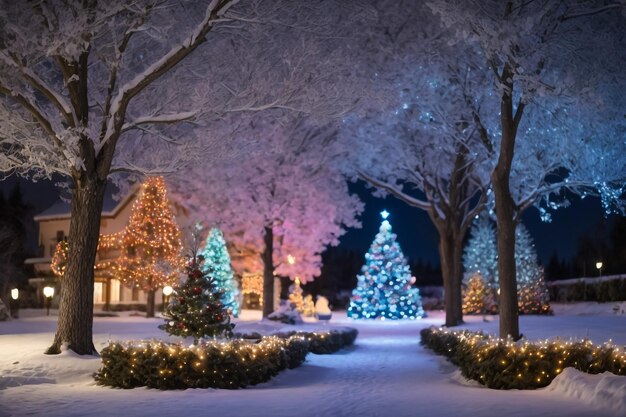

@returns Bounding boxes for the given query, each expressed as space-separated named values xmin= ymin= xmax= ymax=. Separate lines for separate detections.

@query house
xmin=26 ymin=183 xmax=190 ymax=310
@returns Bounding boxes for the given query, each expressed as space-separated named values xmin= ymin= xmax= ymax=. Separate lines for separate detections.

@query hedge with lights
xmin=95 ymin=336 xmax=309 ymax=389
xmin=95 ymin=328 xmax=358 ymax=389
xmin=234 ymin=328 xmax=358 ymax=354
xmin=420 ymin=327 xmax=625 ymax=389
xmin=273 ymin=328 xmax=358 ymax=354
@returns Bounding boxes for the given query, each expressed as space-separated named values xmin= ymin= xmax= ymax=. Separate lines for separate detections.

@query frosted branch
xmin=121 ymin=110 xmax=198 ymax=132
xmin=358 ymin=170 xmax=431 ymax=211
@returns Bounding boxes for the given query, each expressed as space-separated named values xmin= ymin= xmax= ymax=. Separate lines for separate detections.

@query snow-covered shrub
xmin=420 ymin=327 xmax=625 ymax=390
xmin=267 ymin=301 xmax=303 ymax=324
xmin=548 ymin=276 xmax=626 ymax=303
xmin=273 ymin=328 xmax=358 ymax=354
xmin=95 ymin=336 xmax=309 ymax=389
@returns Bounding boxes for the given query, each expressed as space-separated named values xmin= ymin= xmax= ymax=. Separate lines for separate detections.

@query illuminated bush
xmin=420 ymin=327 xmax=625 ymax=389
xmin=95 ymin=328 xmax=358 ymax=389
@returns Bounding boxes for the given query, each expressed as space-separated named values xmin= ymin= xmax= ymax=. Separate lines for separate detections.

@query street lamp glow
xmin=43 ymin=286 xmax=55 ymax=298
xmin=10 ymin=288 xmax=18 ymax=300
xmin=287 ymin=254 xmax=296 ymax=265
xmin=43 ymin=286 xmax=54 ymax=316
xmin=595 ymin=261 xmax=603 ymax=270
xmin=162 ymin=285 xmax=173 ymax=297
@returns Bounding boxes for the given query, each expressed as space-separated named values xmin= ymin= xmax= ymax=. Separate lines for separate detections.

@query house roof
xmin=34 ymin=184 xmax=138 ymax=221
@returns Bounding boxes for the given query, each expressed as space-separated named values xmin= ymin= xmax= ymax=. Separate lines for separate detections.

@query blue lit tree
xmin=200 ymin=228 xmax=240 ymax=317
xmin=348 ymin=211 xmax=425 ymax=320
xmin=463 ymin=214 xmax=498 ymax=288
xmin=515 ymin=225 xmax=550 ymax=315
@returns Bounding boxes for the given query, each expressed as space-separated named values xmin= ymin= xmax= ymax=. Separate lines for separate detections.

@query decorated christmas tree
xmin=348 ymin=210 xmax=425 ymax=320
xmin=462 ymin=272 xmax=496 ymax=315
xmin=200 ymin=228 xmax=240 ymax=317
xmin=115 ymin=176 xmax=185 ymax=317
xmin=160 ymin=254 xmax=234 ymax=343
xmin=516 ymin=224 xmax=551 ymax=314
xmin=288 ymin=277 xmax=304 ymax=312
xmin=463 ymin=213 xmax=498 ymax=288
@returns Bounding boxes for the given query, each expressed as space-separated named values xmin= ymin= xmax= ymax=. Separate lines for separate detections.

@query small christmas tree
xmin=463 ymin=213 xmax=498 ymax=288
xmin=160 ymin=254 xmax=234 ymax=343
xmin=462 ymin=273 xmax=496 ymax=315
xmin=302 ymin=294 xmax=316 ymax=317
xmin=115 ymin=177 xmax=185 ymax=317
xmin=200 ymin=228 xmax=240 ymax=317
xmin=288 ymin=278 xmax=304 ymax=312
xmin=516 ymin=225 xmax=551 ymax=314
xmin=348 ymin=210 xmax=425 ymax=320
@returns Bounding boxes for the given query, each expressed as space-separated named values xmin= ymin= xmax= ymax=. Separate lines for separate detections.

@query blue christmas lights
xmin=348 ymin=211 xmax=425 ymax=320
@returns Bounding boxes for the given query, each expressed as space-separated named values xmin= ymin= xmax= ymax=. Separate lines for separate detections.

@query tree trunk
xmin=493 ymin=66 xmax=521 ymax=340
xmin=146 ymin=289 xmax=156 ymax=318
xmin=493 ymin=176 xmax=519 ymax=340
xmin=261 ymin=226 xmax=275 ymax=318
xmin=104 ymin=278 xmax=111 ymax=311
xmin=437 ymin=226 xmax=464 ymax=327
xmin=46 ymin=177 xmax=106 ymax=355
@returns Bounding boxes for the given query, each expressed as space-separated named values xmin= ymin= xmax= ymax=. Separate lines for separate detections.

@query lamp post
xmin=43 ymin=286 xmax=55 ymax=316
xmin=596 ymin=261 xmax=603 ymax=277
xmin=10 ymin=288 xmax=19 ymax=319
xmin=162 ymin=285 xmax=173 ymax=311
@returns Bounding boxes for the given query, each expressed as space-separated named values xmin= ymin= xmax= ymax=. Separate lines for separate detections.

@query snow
xmin=0 ymin=304 xmax=624 ymax=417
xmin=546 ymin=274 xmax=626 ymax=286
xmin=547 ymin=368 xmax=626 ymax=416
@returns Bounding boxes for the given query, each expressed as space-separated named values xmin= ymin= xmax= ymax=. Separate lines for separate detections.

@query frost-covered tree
xmin=515 ymin=224 xmax=550 ymax=315
xmin=199 ymin=228 xmax=240 ymax=318
xmin=0 ymin=0 xmax=374 ymax=355
xmin=176 ymin=117 xmax=364 ymax=317
xmin=428 ymin=0 xmax=626 ymax=339
xmin=463 ymin=214 xmax=498 ymax=288
xmin=340 ymin=1 xmax=491 ymax=326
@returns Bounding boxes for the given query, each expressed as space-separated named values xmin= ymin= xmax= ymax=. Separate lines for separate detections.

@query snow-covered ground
xmin=0 ymin=303 xmax=624 ymax=417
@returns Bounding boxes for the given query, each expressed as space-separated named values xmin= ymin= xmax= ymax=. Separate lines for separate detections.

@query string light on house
xmin=242 ymin=273 xmax=263 ymax=298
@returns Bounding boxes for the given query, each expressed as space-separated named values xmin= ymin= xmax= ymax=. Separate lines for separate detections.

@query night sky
xmin=339 ymin=181 xmax=616 ymax=267
xmin=0 ymin=176 xmax=617 ymax=267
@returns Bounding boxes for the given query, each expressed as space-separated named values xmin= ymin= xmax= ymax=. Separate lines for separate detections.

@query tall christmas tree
xmin=200 ymin=228 xmax=240 ymax=317
xmin=159 ymin=254 xmax=234 ymax=343
xmin=115 ymin=176 xmax=185 ymax=317
xmin=463 ymin=213 xmax=498 ymax=288
xmin=348 ymin=210 xmax=425 ymax=320
xmin=515 ymin=224 xmax=551 ymax=314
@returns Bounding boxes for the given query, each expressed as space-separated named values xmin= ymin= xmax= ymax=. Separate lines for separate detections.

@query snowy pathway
xmin=0 ymin=310 xmax=624 ymax=417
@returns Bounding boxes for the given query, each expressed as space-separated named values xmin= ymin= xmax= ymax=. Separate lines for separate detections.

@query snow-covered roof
xmin=24 ymin=257 xmax=51 ymax=264
xmin=34 ymin=185 xmax=138 ymax=221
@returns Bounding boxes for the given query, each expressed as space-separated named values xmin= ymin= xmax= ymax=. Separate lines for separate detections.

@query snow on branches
xmin=174 ymin=115 xmax=363 ymax=283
